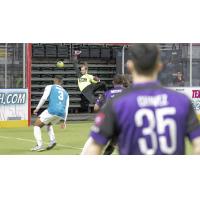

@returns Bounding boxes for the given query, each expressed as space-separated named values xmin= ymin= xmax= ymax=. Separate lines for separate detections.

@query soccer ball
xmin=56 ymin=61 xmax=64 ymax=68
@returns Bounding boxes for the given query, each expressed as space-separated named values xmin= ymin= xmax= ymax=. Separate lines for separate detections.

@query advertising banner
xmin=170 ymin=87 xmax=200 ymax=117
xmin=0 ymin=89 xmax=28 ymax=127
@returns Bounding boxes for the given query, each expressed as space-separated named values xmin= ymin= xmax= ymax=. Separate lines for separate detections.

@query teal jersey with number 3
xmin=48 ymin=85 xmax=68 ymax=119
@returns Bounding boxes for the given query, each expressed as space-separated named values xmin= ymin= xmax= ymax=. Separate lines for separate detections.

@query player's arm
xmin=90 ymin=75 xmax=100 ymax=83
xmin=73 ymin=51 xmax=81 ymax=78
xmin=81 ymin=100 xmax=118 ymax=155
xmin=61 ymin=95 xmax=69 ymax=129
xmin=186 ymin=101 xmax=200 ymax=154
xmin=94 ymin=94 xmax=105 ymax=112
xmin=94 ymin=104 xmax=101 ymax=112
xmin=33 ymin=85 xmax=51 ymax=115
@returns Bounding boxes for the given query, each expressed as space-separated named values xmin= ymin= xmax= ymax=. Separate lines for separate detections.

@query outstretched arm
xmin=34 ymin=85 xmax=51 ymax=115
xmin=73 ymin=51 xmax=82 ymax=78
xmin=73 ymin=58 xmax=81 ymax=78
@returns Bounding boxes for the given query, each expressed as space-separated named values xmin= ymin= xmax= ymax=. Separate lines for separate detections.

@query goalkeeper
xmin=73 ymin=51 xmax=107 ymax=104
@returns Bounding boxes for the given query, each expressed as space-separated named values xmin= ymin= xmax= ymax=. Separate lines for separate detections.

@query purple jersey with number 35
xmin=90 ymin=81 xmax=200 ymax=155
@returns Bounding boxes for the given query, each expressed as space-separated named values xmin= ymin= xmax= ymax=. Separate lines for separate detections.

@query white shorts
xmin=39 ymin=109 xmax=62 ymax=125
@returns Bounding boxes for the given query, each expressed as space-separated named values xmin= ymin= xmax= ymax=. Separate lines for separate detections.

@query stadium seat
xmin=57 ymin=45 xmax=69 ymax=58
xmin=101 ymin=48 xmax=111 ymax=59
xmin=90 ymin=47 xmax=100 ymax=58
xmin=45 ymin=44 xmax=57 ymax=57
xmin=80 ymin=47 xmax=90 ymax=58
xmin=112 ymin=47 xmax=121 ymax=59
xmin=192 ymin=79 xmax=200 ymax=86
xmin=32 ymin=44 xmax=45 ymax=57
xmin=31 ymin=70 xmax=76 ymax=75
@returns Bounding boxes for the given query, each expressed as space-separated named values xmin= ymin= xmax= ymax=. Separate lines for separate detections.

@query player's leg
xmin=80 ymin=94 xmax=90 ymax=112
xmin=31 ymin=109 xmax=55 ymax=151
xmin=31 ymin=117 xmax=45 ymax=151
xmin=46 ymin=124 xmax=56 ymax=150
xmin=45 ymin=116 xmax=62 ymax=150
xmin=92 ymin=82 xmax=107 ymax=92
xmin=82 ymin=85 xmax=96 ymax=104
xmin=88 ymin=82 xmax=107 ymax=104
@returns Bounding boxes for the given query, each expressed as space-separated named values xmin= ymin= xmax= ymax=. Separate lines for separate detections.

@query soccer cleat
xmin=31 ymin=145 xmax=45 ymax=152
xmin=46 ymin=142 xmax=57 ymax=150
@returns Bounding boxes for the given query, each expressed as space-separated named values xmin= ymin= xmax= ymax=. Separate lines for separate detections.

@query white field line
xmin=0 ymin=135 xmax=82 ymax=151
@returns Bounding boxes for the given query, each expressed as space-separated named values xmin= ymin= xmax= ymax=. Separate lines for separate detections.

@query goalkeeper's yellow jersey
xmin=78 ymin=74 xmax=98 ymax=91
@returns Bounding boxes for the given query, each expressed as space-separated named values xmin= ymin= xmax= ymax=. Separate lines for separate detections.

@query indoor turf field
xmin=0 ymin=121 xmax=193 ymax=155
xmin=0 ymin=122 xmax=91 ymax=155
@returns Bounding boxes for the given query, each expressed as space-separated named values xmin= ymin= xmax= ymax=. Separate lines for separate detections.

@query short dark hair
xmin=113 ymin=74 xmax=123 ymax=85
xmin=127 ymin=44 xmax=160 ymax=75
xmin=122 ymin=74 xmax=132 ymax=88
xmin=54 ymin=75 xmax=63 ymax=81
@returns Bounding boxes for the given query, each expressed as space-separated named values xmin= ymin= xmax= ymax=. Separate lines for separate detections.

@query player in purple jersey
xmin=81 ymin=44 xmax=200 ymax=155
xmin=94 ymin=74 xmax=124 ymax=154
xmin=94 ymin=74 xmax=124 ymax=113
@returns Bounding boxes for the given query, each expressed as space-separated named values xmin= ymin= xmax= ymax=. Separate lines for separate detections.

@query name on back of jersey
xmin=137 ymin=94 xmax=169 ymax=107
xmin=110 ymin=89 xmax=122 ymax=94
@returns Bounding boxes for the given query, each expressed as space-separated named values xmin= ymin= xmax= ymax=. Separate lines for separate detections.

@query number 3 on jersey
xmin=58 ymin=90 xmax=64 ymax=101
xmin=135 ymin=107 xmax=177 ymax=155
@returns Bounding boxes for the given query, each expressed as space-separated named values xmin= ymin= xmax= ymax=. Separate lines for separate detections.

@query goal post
xmin=26 ymin=43 xmax=32 ymax=126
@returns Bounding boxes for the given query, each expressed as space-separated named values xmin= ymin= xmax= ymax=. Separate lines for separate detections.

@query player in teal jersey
xmin=31 ymin=76 xmax=69 ymax=151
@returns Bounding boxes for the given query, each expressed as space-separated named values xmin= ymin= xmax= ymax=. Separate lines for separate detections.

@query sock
xmin=46 ymin=125 xmax=56 ymax=143
xmin=33 ymin=126 xmax=43 ymax=146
